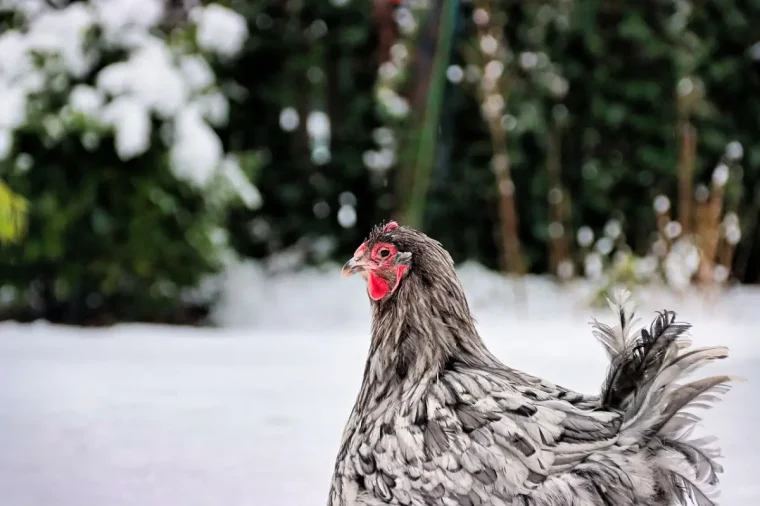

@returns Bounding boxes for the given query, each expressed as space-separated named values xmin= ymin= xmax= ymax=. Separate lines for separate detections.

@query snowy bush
xmin=0 ymin=0 xmax=262 ymax=323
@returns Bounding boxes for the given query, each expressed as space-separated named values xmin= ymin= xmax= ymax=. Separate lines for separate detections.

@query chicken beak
xmin=342 ymin=257 xmax=366 ymax=277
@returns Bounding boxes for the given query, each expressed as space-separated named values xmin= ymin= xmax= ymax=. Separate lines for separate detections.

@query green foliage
xmin=423 ymin=1 xmax=760 ymax=281
xmin=4 ymin=0 xmax=760 ymax=324
xmin=688 ymin=0 xmax=760 ymax=282
xmin=2 ymin=123 xmax=219 ymax=323
xmin=221 ymin=0 xmax=383 ymax=262
xmin=0 ymin=2 xmax=257 ymax=323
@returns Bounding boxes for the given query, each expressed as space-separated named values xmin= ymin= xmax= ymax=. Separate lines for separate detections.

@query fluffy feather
xmin=591 ymin=290 xmax=738 ymax=506
xmin=328 ymin=225 xmax=736 ymax=506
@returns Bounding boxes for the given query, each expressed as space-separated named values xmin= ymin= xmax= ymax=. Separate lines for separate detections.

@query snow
xmin=0 ymin=129 xmax=12 ymax=160
xmin=170 ymin=106 xmax=224 ymax=188
xmin=192 ymin=4 xmax=249 ymax=59
xmin=1 ymin=271 xmax=758 ymax=506
xmin=197 ymin=91 xmax=230 ymax=127
xmin=0 ymin=0 xmax=259 ymax=208
xmin=100 ymin=96 xmax=152 ymax=161
xmin=92 ymin=0 xmax=165 ymax=44
xmin=0 ymin=85 xmax=27 ymax=130
xmin=209 ymin=260 xmax=760 ymax=333
xmin=26 ymin=3 xmax=96 ymax=78
xmin=69 ymin=84 xmax=106 ymax=117
xmin=97 ymin=40 xmax=190 ymax=120
xmin=180 ymin=55 xmax=216 ymax=93
xmin=0 ymin=84 xmax=25 ymax=159
xmin=220 ymin=155 xmax=263 ymax=209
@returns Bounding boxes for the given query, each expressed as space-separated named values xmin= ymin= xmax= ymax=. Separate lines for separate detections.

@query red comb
xmin=383 ymin=221 xmax=399 ymax=232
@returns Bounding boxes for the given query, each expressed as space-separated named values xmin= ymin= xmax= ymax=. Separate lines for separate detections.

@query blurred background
xmin=0 ymin=0 xmax=759 ymax=505
xmin=2 ymin=0 xmax=760 ymax=323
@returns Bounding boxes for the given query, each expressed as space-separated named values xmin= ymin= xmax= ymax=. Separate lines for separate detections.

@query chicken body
xmin=329 ymin=223 xmax=734 ymax=506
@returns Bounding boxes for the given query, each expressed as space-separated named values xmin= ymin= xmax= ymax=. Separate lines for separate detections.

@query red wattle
xmin=367 ymin=272 xmax=390 ymax=301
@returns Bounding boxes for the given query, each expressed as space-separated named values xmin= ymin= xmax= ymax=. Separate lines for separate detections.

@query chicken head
xmin=341 ymin=221 xmax=412 ymax=301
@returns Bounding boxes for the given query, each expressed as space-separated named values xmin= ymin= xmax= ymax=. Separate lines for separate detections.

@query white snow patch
xmin=0 ymin=129 xmax=12 ymax=160
xmin=0 ymin=284 xmax=757 ymax=506
xmin=1 ymin=270 xmax=759 ymax=506
xmin=192 ymin=4 xmax=249 ymax=59
xmin=170 ymin=106 xmax=223 ymax=188
xmin=26 ymin=3 xmax=97 ymax=78
xmin=0 ymin=30 xmax=30 ymax=81
xmin=100 ymin=96 xmax=151 ymax=160
xmin=0 ymin=0 xmax=46 ymax=18
xmin=209 ymin=259 xmax=760 ymax=337
xmin=68 ymin=84 xmax=105 ymax=117
xmin=220 ymin=155 xmax=262 ymax=209
xmin=0 ymin=0 xmax=259 ymax=206
xmin=92 ymin=0 xmax=164 ymax=44
xmin=0 ymin=85 xmax=26 ymax=130
xmin=196 ymin=92 xmax=230 ymax=127
xmin=179 ymin=54 xmax=216 ymax=92
xmin=97 ymin=40 xmax=189 ymax=119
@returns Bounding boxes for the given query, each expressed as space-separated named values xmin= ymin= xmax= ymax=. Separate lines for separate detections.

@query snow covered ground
xmin=1 ymin=267 xmax=759 ymax=506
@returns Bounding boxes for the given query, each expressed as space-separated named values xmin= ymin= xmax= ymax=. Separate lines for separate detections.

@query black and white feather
xmin=328 ymin=226 xmax=737 ymax=506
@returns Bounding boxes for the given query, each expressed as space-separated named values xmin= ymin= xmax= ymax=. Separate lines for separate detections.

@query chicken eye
xmin=377 ymin=248 xmax=391 ymax=259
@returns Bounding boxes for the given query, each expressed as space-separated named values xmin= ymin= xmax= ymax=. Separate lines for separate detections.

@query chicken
xmin=328 ymin=221 xmax=737 ymax=506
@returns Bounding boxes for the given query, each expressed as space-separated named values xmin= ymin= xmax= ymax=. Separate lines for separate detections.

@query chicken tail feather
xmin=591 ymin=290 xmax=740 ymax=506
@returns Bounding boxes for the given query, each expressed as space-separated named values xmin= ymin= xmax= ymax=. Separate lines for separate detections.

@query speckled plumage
xmin=328 ymin=225 xmax=735 ymax=506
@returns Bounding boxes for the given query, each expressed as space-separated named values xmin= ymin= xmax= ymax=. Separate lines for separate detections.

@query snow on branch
xmin=0 ymin=0 xmax=259 ymax=209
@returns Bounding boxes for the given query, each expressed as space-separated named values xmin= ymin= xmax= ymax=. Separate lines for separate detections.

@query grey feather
xmin=327 ymin=225 xmax=737 ymax=506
